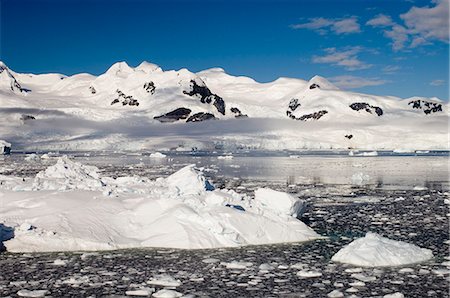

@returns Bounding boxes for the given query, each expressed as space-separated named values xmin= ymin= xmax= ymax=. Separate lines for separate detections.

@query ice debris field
xmin=0 ymin=156 xmax=437 ymax=269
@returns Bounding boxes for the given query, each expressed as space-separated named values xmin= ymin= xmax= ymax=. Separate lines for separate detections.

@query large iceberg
xmin=332 ymin=232 xmax=434 ymax=267
xmin=0 ymin=157 xmax=320 ymax=252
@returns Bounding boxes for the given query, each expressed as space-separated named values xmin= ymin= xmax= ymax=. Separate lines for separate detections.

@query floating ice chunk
xmin=254 ymin=188 xmax=306 ymax=217
xmin=297 ymin=270 xmax=322 ymax=278
xmin=147 ymin=274 xmax=181 ymax=287
xmin=150 ymin=152 xmax=167 ymax=158
xmin=17 ymin=289 xmax=48 ymax=297
xmin=165 ymin=164 xmax=214 ymax=195
xmin=259 ymin=263 xmax=275 ymax=271
xmin=152 ymin=289 xmax=183 ymax=298
xmin=126 ymin=287 xmax=155 ymax=296
xmin=332 ymin=232 xmax=434 ymax=267
xmin=25 ymin=154 xmax=39 ymax=161
xmin=327 ymin=289 xmax=344 ymax=297
xmin=383 ymin=293 xmax=405 ymax=298
xmin=221 ymin=261 xmax=253 ymax=269
xmin=217 ymin=155 xmax=233 ymax=160
xmin=52 ymin=259 xmax=67 ymax=266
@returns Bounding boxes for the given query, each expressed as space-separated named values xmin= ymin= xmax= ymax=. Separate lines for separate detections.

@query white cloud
xmin=382 ymin=65 xmax=401 ymax=73
xmin=401 ymin=0 xmax=449 ymax=42
xmin=430 ymin=79 xmax=446 ymax=86
xmin=291 ymin=17 xmax=361 ymax=35
xmin=366 ymin=0 xmax=449 ymax=50
xmin=328 ymin=75 xmax=389 ymax=89
xmin=366 ymin=14 xmax=394 ymax=27
xmin=312 ymin=47 xmax=372 ymax=71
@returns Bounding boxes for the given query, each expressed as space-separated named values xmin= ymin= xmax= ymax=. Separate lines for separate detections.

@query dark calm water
xmin=0 ymin=152 xmax=448 ymax=297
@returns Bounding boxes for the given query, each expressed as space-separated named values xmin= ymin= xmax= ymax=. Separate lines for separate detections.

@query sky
xmin=1 ymin=0 xmax=449 ymax=100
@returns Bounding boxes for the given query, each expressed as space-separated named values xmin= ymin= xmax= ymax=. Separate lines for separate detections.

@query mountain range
xmin=0 ymin=61 xmax=448 ymax=151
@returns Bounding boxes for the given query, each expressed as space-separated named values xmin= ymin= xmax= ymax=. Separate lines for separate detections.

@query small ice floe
xmin=259 ymin=263 xmax=275 ymax=271
xmin=147 ymin=274 xmax=181 ymax=287
xmin=52 ymin=259 xmax=67 ymax=266
xmin=125 ymin=287 xmax=155 ymax=296
xmin=349 ymin=151 xmax=378 ymax=157
xmin=327 ymin=289 xmax=344 ymax=297
xmin=383 ymin=293 xmax=405 ymax=298
xmin=297 ymin=270 xmax=322 ymax=278
xmin=201 ymin=258 xmax=220 ymax=264
xmin=350 ymin=273 xmax=377 ymax=282
xmin=25 ymin=154 xmax=39 ymax=162
xmin=149 ymin=152 xmax=167 ymax=158
xmin=217 ymin=155 xmax=233 ymax=160
xmin=152 ymin=289 xmax=183 ymax=298
xmin=415 ymin=150 xmax=430 ymax=154
xmin=413 ymin=185 xmax=428 ymax=191
xmin=17 ymin=289 xmax=48 ymax=297
xmin=332 ymin=232 xmax=434 ymax=267
xmin=221 ymin=261 xmax=253 ymax=269
xmin=289 ymin=155 xmax=300 ymax=158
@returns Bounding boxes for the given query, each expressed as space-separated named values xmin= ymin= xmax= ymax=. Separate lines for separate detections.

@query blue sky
xmin=1 ymin=0 xmax=449 ymax=100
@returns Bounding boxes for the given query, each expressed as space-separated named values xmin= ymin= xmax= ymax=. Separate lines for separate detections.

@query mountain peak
xmin=308 ymin=75 xmax=338 ymax=90
xmin=136 ymin=61 xmax=161 ymax=73
xmin=105 ymin=61 xmax=134 ymax=75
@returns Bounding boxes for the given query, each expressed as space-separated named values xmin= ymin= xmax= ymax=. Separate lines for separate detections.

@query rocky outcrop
xmin=186 ymin=112 xmax=217 ymax=122
xmin=286 ymin=98 xmax=301 ymax=119
xmin=183 ymin=80 xmax=225 ymax=115
xmin=0 ymin=63 xmax=28 ymax=93
xmin=89 ymin=86 xmax=96 ymax=94
xmin=144 ymin=81 xmax=156 ymax=94
xmin=408 ymin=99 xmax=442 ymax=115
xmin=297 ymin=110 xmax=328 ymax=121
xmin=349 ymin=102 xmax=383 ymax=116
xmin=230 ymin=107 xmax=248 ymax=118
xmin=154 ymin=108 xmax=192 ymax=123
xmin=110 ymin=90 xmax=139 ymax=106
xmin=345 ymin=134 xmax=353 ymax=139
xmin=20 ymin=114 xmax=35 ymax=122
xmin=309 ymin=83 xmax=320 ymax=89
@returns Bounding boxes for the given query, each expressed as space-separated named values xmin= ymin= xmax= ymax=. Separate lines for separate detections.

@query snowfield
xmin=0 ymin=60 xmax=448 ymax=151
xmin=332 ymin=232 xmax=434 ymax=267
xmin=0 ymin=157 xmax=320 ymax=252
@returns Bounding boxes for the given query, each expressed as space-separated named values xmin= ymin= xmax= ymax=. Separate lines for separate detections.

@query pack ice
xmin=332 ymin=232 xmax=434 ymax=267
xmin=0 ymin=157 xmax=320 ymax=252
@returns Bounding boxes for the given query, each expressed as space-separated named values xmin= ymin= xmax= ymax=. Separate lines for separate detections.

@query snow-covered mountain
xmin=0 ymin=61 xmax=448 ymax=151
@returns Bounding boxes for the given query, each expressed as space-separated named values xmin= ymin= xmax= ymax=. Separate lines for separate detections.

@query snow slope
xmin=0 ymin=61 xmax=447 ymax=151
xmin=0 ymin=157 xmax=320 ymax=252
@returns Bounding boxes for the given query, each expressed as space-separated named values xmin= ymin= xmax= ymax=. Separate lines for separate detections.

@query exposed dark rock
xmin=89 ymin=86 xmax=96 ymax=94
xmin=144 ymin=82 xmax=156 ymax=94
xmin=408 ymin=99 xmax=442 ymax=115
xmin=349 ymin=102 xmax=383 ymax=116
xmin=111 ymin=90 xmax=139 ymax=106
xmin=1 ymin=143 xmax=11 ymax=155
xmin=186 ymin=112 xmax=217 ymax=122
xmin=20 ymin=114 xmax=35 ymax=121
xmin=309 ymin=83 xmax=320 ymax=89
xmin=288 ymin=98 xmax=301 ymax=111
xmin=288 ymin=109 xmax=328 ymax=121
xmin=297 ymin=110 xmax=328 ymax=121
xmin=230 ymin=107 xmax=248 ymax=118
xmin=183 ymin=80 xmax=225 ymax=115
xmin=154 ymin=108 xmax=192 ymax=123
xmin=0 ymin=64 xmax=29 ymax=93
xmin=213 ymin=97 xmax=225 ymax=115
xmin=345 ymin=134 xmax=353 ymax=139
